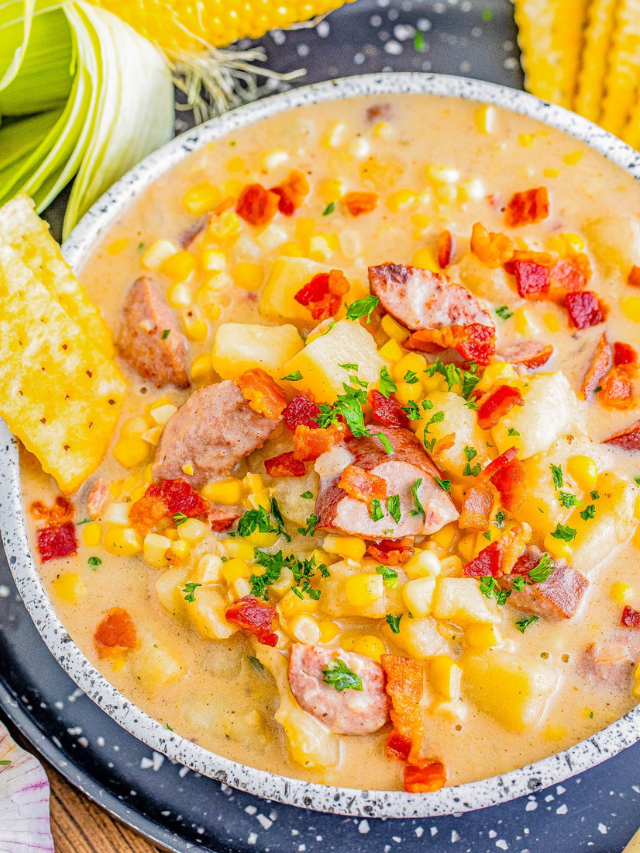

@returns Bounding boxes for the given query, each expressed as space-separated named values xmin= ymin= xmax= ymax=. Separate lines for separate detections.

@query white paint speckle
xmin=358 ymin=820 xmax=370 ymax=834
xmin=384 ymin=40 xmax=403 ymax=55
xmin=556 ymin=804 xmax=568 ymax=815
xmin=247 ymin=833 xmax=258 ymax=845
xmin=316 ymin=21 xmax=330 ymax=37
xmin=178 ymin=766 xmax=189 ymax=778
xmin=452 ymin=830 xmax=460 ymax=843
xmin=257 ymin=815 xmax=272 ymax=830
xmin=0 ymin=585 xmax=10 ymax=597
xmin=525 ymin=801 xmax=538 ymax=812
xmin=496 ymin=841 xmax=508 ymax=851
xmin=430 ymin=827 xmax=438 ymax=836
xmin=393 ymin=24 xmax=415 ymax=40
xmin=556 ymin=785 xmax=566 ymax=794
xmin=354 ymin=52 xmax=365 ymax=64
xmin=297 ymin=44 xmax=310 ymax=57
xmin=544 ymin=794 xmax=554 ymax=802
xmin=245 ymin=806 xmax=257 ymax=815
xmin=415 ymin=827 xmax=424 ymax=837
xmin=489 ymin=830 xmax=497 ymax=838
xmin=598 ymin=823 xmax=607 ymax=834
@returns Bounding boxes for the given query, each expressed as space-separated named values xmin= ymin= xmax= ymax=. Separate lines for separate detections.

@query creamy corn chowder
xmin=22 ymin=94 xmax=640 ymax=793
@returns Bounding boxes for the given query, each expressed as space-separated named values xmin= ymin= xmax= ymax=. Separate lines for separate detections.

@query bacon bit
xmin=614 ymin=342 xmax=638 ymax=366
xmin=366 ymin=537 xmax=414 ymax=566
xmin=437 ymin=229 xmax=454 ymax=268
xmin=270 ymin=169 xmax=309 ymax=216
xmin=565 ymin=291 xmax=608 ymax=329
xmin=476 ymin=384 xmax=524 ymax=430
xmin=470 ymin=222 xmax=514 ymax=269
xmin=510 ymin=260 xmax=551 ymax=300
xmin=129 ymin=478 xmax=210 ymax=535
xmin=386 ymin=730 xmax=412 ymax=762
xmin=628 ymin=266 xmax=640 ymax=287
xmin=209 ymin=507 xmax=242 ymax=532
xmin=87 ymin=479 xmax=109 ymax=519
xmin=235 ymin=368 xmax=287 ymax=420
xmin=548 ymin=255 xmax=591 ymax=301
xmin=504 ymin=186 xmax=549 ymax=227
xmin=342 ymin=191 xmax=378 ymax=217
xmin=621 ymin=606 xmax=640 ymax=628
xmin=36 ymin=522 xmax=77 ymax=563
xmin=463 ymin=523 xmax=530 ymax=577
xmin=94 ymin=607 xmax=137 ymax=658
xmin=338 ymin=464 xmax=387 ymax=506
xmin=404 ymin=761 xmax=447 ymax=794
xmin=225 ymin=595 xmax=278 ymax=646
xmin=236 ymin=183 xmax=280 ymax=226
xmin=580 ymin=334 xmax=612 ymax=399
xmin=599 ymin=366 xmax=635 ymax=409
xmin=366 ymin=103 xmax=393 ymax=123
xmin=604 ymin=419 xmax=640 ymax=450
xmin=499 ymin=341 xmax=554 ymax=371
xmin=491 ymin=455 xmax=526 ymax=512
xmin=30 ymin=496 xmax=74 ymax=524
xmin=294 ymin=269 xmax=350 ymax=320
xmin=293 ymin=423 xmax=347 ymax=462
xmin=459 ymin=480 xmax=494 ymax=531
xmin=503 ymin=249 xmax=554 ymax=273
xmin=265 ymin=452 xmax=307 ymax=478
xmin=128 ymin=493 xmax=168 ymax=536
xmin=431 ymin=434 xmax=456 ymax=463
xmin=381 ymin=654 xmax=425 ymax=766
xmin=481 ymin=446 xmax=520 ymax=479
xmin=459 ymin=447 xmax=523 ymax=529
xmin=283 ymin=393 xmax=321 ymax=431
xmin=405 ymin=323 xmax=496 ymax=365
xmin=368 ymin=388 xmax=410 ymax=429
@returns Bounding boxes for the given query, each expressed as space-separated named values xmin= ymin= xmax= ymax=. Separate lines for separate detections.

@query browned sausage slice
xmin=369 ymin=263 xmax=494 ymax=331
xmin=580 ymin=641 xmax=633 ymax=690
xmin=288 ymin=644 xmax=390 ymax=735
xmin=316 ymin=426 xmax=459 ymax=539
xmin=116 ymin=277 xmax=189 ymax=388
xmin=498 ymin=547 xmax=588 ymax=620
xmin=497 ymin=340 xmax=554 ymax=371
xmin=153 ymin=381 xmax=280 ymax=487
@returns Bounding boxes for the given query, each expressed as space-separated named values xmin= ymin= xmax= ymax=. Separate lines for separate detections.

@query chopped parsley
xmin=421 ymin=398 xmax=434 ymax=410
xmin=387 ymin=494 xmax=401 ymax=524
xmin=461 ymin=368 xmax=481 ymax=400
xmin=165 ymin=723 xmax=173 ymax=731
xmin=339 ymin=363 xmax=359 ymax=371
xmin=322 ymin=658 xmax=364 ymax=691
xmin=247 ymin=655 xmax=265 ymax=672
xmin=182 ymin=582 xmax=202 ymax=603
xmin=379 ymin=366 xmax=397 ymax=398
xmin=464 ymin=446 xmax=478 ymax=461
xmin=281 ymin=370 xmax=303 ymax=381
xmin=376 ymin=565 xmax=399 ymax=588
xmin=88 ymin=556 xmax=102 ymax=569
xmin=425 ymin=410 xmax=445 ymax=433
xmin=479 ymin=576 xmax=510 ymax=606
xmin=346 ymin=295 xmax=379 ymax=323
xmin=580 ymin=504 xmax=596 ymax=521
xmin=270 ymin=497 xmax=290 ymax=541
xmin=386 ymin=613 xmax=402 ymax=634
xmin=402 ymin=400 xmax=421 ymax=420
xmin=250 ymin=550 xmax=285 ymax=599
xmin=590 ymin=490 xmax=600 ymax=500
xmin=252 ymin=549 xmax=329 ymax=601
xmin=495 ymin=305 xmax=514 ymax=320
xmin=404 ymin=369 xmax=419 ymax=384
xmin=558 ymin=491 xmax=581 ymax=508
xmin=550 ymin=522 xmax=577 ymax=542
xmin=528 ymin=553 xmax=554 ymax=584
xmin=162 ymin=329 xmax=171 ymax=339
xmin=297 ymin=514 xmax=318 ymax=537
xmin=434 ymin=477 xmax=452 ymax=492
xmin=515 ymin=615 xmax=539 ymax=633
xmin=173 ymin=512 xmax=188 ymax=526
xmin=507 ymin=427 xmax=520 ymax=436
xmin=76 ymin=518 xmax=91 ymax=525
xmin=550 ymin=464 xmax=564 ymax=490
xmin=635 ymin=476 xmax=640 ymax=486
xmin=426 ymin=357 xmax=461 ymax=392
xmin=483 ymin=530 xmax=492 ymax=540
xmin=512 ymin=575 xmax=525 ymax=591
xmin=410 ymin=478 xmax=425 ymax=518
xmin=494 ymin=511 xmax=505 ymax=528
xmin=300 ymin=491 xmax=313 ymax=500
xmin=237 ymin=501 xmax=291 ymax=542
xmin=322 ymin=201 xmax=335 ymax=216
xmin=370 ymin=498 xmax=384 ymax=522
xmin=463 ymin=462 xmax=482 ymax=477
xmin=465 ymin=399 xmax=479 ymax=411
xmin=377 ymin=432 xmax=395 ymax=455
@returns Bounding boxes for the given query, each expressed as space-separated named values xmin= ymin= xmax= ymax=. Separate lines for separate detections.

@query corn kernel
xmin=207 ymin=210 xmax=241 ymax=244
xmin=430 ymin=655 xmax=462 ymax=700
xmin=279 ymin=589 xmax=319 ymax=620
xmin=476 ymin=361 xmax=517 ymax=392
xmin=349 ymin=136 xmax=371 ymax=159
xmin=403 ymin=576 xmax=436 ymax=616
xmin=149 ymin=404 xmax=177 ymax=426
xmin=543 ymin=725 xmax=567 ymax=742
xmin=179 ymin=464 xmax=193 ymax=478
xmin=183 ymin=182 xmax=222 ymax=215
xmin=192 ymin=553 xmax=223 ymax=584
xmin=248 ymin=530 xmax=279 ymax=549
xmin=323 ymin=121 xmax=346 ymax=148
xmin=475 ymin=104 xmax=497 ymax=134
xmin=224 ymin=178 xmax=244 ymax=197
xmin=168 ymin=539 xmax=191 ymax=562
xmin=143 ymin=532 xmax=172 ymax=567
xmin=513 ymin=307 xmax=535 ymax=336
xmin=440 ymin=555 xmax=463 ymax=573
xmin=113 ymin=437 xmax=151 ymax=468
xmin=177 ymin=518 xmax=208 ymax=544
xmin=191 ymin=352 xmax=215 ymax=385
xmin=222 ymin=558 xmax=251 ymax=584
xmin=394 ymin=381 xmax=421 ymax=406
xmin=320 ymin=178 xmax=344 ymax=204
xmin=309 ymin=234 xmax=333 ymax=262
xmin=543 ymin=168 xmax=560 ymax=178
xmin=161 ymin=250 xmax=197 ymax=282
xmin=411 ymin=247 xmax=440 ymax=273
xmin=318 ymin=620 xmax=340 ymax=643
xmin=323 ymin=535 xmax=367 ymax=562
xmin=107 ymin=237 xmax=129 ymax=255
xmin=167 ymin=282 xmax=192 ymax=308
xmin=352 ymin=635 xmax=386 ymax=662
xmin=340 ymin=635 xmax=357 ymax=652
xmin=345 ymin=573 xmax=384 ymax=607
xmin=200 ymin=248 xmax=226 ymax=272
xmin=611 ymin=582 xmax=634 ymax=604
xmin=53 ymin=573 xmax=86 ymax=604
xmin=634 ymin=661 xmax=640 ymax=681
xmin=421 ymin=373 xmax=444 ymax=393
xmin=82 ymin=521 xmax=102 ymax=547
xmin=103 ymin=502 xmax=130 ymax=526
xmin=632 ymin=682 xmax=640 ymax=700
xmin=280 ymin=241 xmax=304 ymax=257
xmin=635 ymin=494 xmax=640 ymax=522
xmin=457 ymin=533 xmax=477 ymax=563
xmin=181 ymin=307 xmax=209 ymax=343
xmin=289 ymin=614 xmax=321 ymax=644
xmin=404 ymin=549 xmax=442 ymax=579
xmin=465 ymin=623 xmax=501 ymax=650
xmin=567 ymin=456 xmax=598 ymax=492
xmin=261 ymin=149 xmax=289 ymax=171
xmin=622 ymin=297 xmax=640 ymax=322
xmin=563 ymin=150 xmax=584 ymax=165
xmin=426 ymin=165 xmax=460 ymax=184
xmin=379 ymin=338 xmax=405 ymax=363
xmin=295 ymin=217 xmax=316 ymax=246
xmin=227 ymin=577 xmax=249 ymax=600
xmin=410 ymin=213 xmax=431 ymax=237
xmin=199 ymin=478 xmax=242 ymax=506
xmin=518 ymin=133 xmax=534 ymax=147
xmin=224 ymin=540 xmax=254 ymax=561
xmin=105 ymin=527 xmax=143 ymax=557
xmin=121 ymin=416 xmax=150 ymax=438
xmin=386 ymin=189 xmax=416 ymax=212
xmin=543 ymin=311 xmax=560 ymax=332
xmin=429 ymin=523 xmax=457 ymax=553
xmin=141 ymin=239 xmax=179 ymax=271
xmin=372 ymin=119 xmax=392 ymax=138
xmin=381 ymin=314 xmax=410 ymax=342
xmin=246 ymin=490 xmax=271 ymax=513
xmin=165 ymin=528 xmax=179 ymax=541
xmin=233 ymin=262 xmax=264 ymax=291
xmin=393 ymin=352 xmax=427 ymax=381
xmin=543 ymin=533 xmax=572 ymax=560
xmin=226 ymin=155 xmax=245 ymax=173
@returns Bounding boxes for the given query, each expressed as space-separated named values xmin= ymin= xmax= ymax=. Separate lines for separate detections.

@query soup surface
xmin=21 ymin=93 xmax=640 ymax=792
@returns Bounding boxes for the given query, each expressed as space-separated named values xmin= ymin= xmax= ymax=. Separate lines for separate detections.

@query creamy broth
xmin=21 ymin=93 xmax=640 ymax=791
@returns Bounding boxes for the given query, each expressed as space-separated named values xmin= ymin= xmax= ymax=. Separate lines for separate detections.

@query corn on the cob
xmin=600 ymin=0 xmax=640 ymax=135
xmin=573 ymin=0 xmax=617 ymax=120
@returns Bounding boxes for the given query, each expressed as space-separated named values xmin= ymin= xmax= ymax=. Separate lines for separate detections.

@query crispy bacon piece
xmin=405 ymin=323 xmax=496 ymax=365
xmin=502 ymin=547 xmax=589 ymax=620
xmin=565 ymin=291 xmax=608 ymax=329
xmin=225 ymin=595 xmax=278 ymax=646
xmin=599 ymin=366 xmax=635 ymax=409
xmin=503 ymin=249 xmax=554 ymax=273
xmin=386 ymin=730 xmax=412 ymax=762
xmin=499 ymin=340 xmax=554 ymax=371
xmin=283 ymin=393 xmax=321 ymax=431
xmin=368 ymin=388 xmax=410 ymax=429
xmin=404 ymin=761 xmax=447 ymax=794
xmin=459 ymin=480 xmax=494 ymax=531
xmin=621 ymin=605 xmax=640 ymax=628
xmin=87 ymin=479 xmax=109 ymax=519
xmin=476 ymin=384 xmax=524 ymax=430
xmin=294 ymin=269 xmax=350 ymax=320
xmin=293 ymin=423 xmax=347 ymax=461
xmin=548 ymin=255 xmax=590 ymax=301
xmin=463 ymin=523 xmax=530 ymax=577
xmin=36 ymin=522 xmax=77 ymax=563
xmin=628 ymin=265 xmax=640 ymax=287
xmin=270 ymin=169 xmax=309 ymax=216
xmin=366 ymin=537 xmax=414 ymax=566
xmin=504 ymin=186 xmax=549 ymax=227
xmin=338 ymin=464 xmax=387 ymax=507
xmin=236 ymin=183 xmax=280 ymax=226
xmin=209 ymin=507 xmax=242 ymax=532
xmin=580 ymin=334 xmax=612 ymax=399
xmin=470 ymin=222 xmax=514 ymax=268
xmin=490 ymin=455 xmax=526 ymax=512
xmin=510 ymin=260 xmax=550 ymax=300
xmin=459 ymin=447 xmax=523 ymax=529
xmin=265 ymin=451 xmax=307 ymax=478
xmin=614 ymin=342 xmax=638 ymax=366
xmin=129 ymin=478 xmax=210 ymax=535
xmin=381 ymin=654 xmax=425 ymax=766
xmin=437 ymin=229 xmax=454 ymax=268
xmin=94 ymin=607 xmax=137 ymax=658
xmin=30 ymin=496 xmax=74 ymax=524
xmin=342 ymin=191 xmax=378 ymax=217
xmin=604 ymin=419 xmax=640 ymax=450
xmin=235 ymin=368 xmax=287 ymax=420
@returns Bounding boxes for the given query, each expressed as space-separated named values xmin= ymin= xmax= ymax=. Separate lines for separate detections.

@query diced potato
xmin=269 ymin=470 xmax=319 ymax=526
xmin=418 ymin=390 xmax=491 ymax=478
xmin=130 ymin=636 xmax=184 ymax=695
xmin=449 ymin=252 xmax=513 ymax=302
xmin=281 ymin=320 xmax=387 ymax=403
xmin=384 ymin=615 xmax=449 ymax=659
xmin=432 ymin=578 xmax=501 ymax=624
xmin=510 ymin=437 xmax=575 ymax=539
xmin=212 ymin=322 xmax=304 ymax=380
xmin=318 ymin=560 xmax=386 ymax=618
xmin=155 ymin=567 xmax=189 ymax=624
xmin=463 ymin=650 xmax=559 ymax=732
xmin=183 ymin=695 xmax=269 ymax=749
xmin=259 ymin=257 xmax=332 ymax=325
xmin=585 ymin=215 xmax=640 ymax=274
xmin=492 ymin=372 xmax=576 ymax=460
xmin=186 ymin=586 xmax=237 ymax=640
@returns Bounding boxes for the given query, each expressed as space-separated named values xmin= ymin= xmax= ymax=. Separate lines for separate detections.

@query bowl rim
xmin=4 ymin=71 xmax=640 ymax=819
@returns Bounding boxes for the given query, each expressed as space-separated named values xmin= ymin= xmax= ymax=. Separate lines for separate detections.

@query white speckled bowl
xmin=3 ymin=73 xmax=640 ymax=819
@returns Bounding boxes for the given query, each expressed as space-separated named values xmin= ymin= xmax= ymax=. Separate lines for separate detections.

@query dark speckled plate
xmin=2 ymin=0 xmax=640 ymax=849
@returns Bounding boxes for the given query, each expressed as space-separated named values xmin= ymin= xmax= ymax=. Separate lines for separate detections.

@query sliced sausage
xmin=153 ymin=381 xmax=280 ymax=487
xmin=580 ymin=333 xmax=612 ymax=399
xmin=498 ymin=340 xmax=554 ymax=371
xmin=498 ymin=546 xmax=588 ymax=620
xmin=368 ymin=263 xmax=494 ymax=332
xmin=316 ymin=426 xmax=459 ymax=539
xmin=604 ymin=418 xmax=640 ymax=450
xmin=116 ymin=277 xmax=189 ymax=388
xmin=580 ymin=641 xmax=633 ymax=690
xmin=209 ymin=506 xmax=242 ymax=532
xmin=288 ymin=644 xmax=390 ymax=735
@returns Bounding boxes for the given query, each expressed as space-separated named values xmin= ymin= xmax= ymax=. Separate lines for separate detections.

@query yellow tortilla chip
xmin=0 ymin=239 xmax=126 ymax=494
xmin=0 ymin=195 xmax=114 ymax=357
xmin=573 ymin=0 xmax=617 ymax=121
xmin=600 ymin=0 xmax=640 ymax=135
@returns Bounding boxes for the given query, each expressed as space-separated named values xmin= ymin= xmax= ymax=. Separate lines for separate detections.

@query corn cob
xmin=599 ymin=0 xmax=640 ymax=135
xmin=573 ymin=0 xmax=617 ymax=121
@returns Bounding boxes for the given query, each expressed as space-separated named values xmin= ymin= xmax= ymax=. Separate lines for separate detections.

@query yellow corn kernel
xmin=426 ymin=164 xmax=460 ymax=184
xmin=372 ymin=119 xmax=392 ymax=139
xmin=289 ymin=614 xmax=321 ymax=644
xmin=149 ymin=404 xmax=177 ymax=426
xmin=340 ymin=635 xmax=357 ymax=652
xmin=53 ymin=573 xmax=86 ymax=604
xmin=224 ymin=178 xmax=244 ymax=197
xmin=567 ymin=456 xmax=598 ymax=492
xmin=543 ymin=725 xmax=567 ymax=742
xmin=280 ymin=240 xmax=304 ymax=258
xmin=113 ymin=437 xmax=152 ymax=469
xmin=430 ymin=655 xmax=462 ymax=700
xmin=323 ymin=535 xmax=367 ymax=562
xmin=105 ymin=527 xmax=143 ymax=557
xmin=386 ymin=189 xmax=416 ymax=212
xmin=475 ymin=104 xmax=497 ymax=134
xmin=309 ymin=548 xmax=331 ymax=567
xmin=279 ymin=589 xmax=319 ymax=620
xmin=308 ymin=234 xmax=334 ymax=262
xmin=543 ymin=533 xmax=572 ymax=561
xmin=344 ymin=573 xmax=384 ymax=607
xmin=233 ymin=262 xmax=264 ymax=292
xmin=141 ymin=239 xmax=179 ymax=271
xmin=226 ymin=155 xmax=245 ymax=173
xmin=394 ymin=381 xmax=422 ymax=406
xmin=191 ymin=352 xmax=215 ymax=385
xmin=207 ymin=210 xmax=241 ymax=244
xmin=200 ymin=248 xmax=226 ymax=272
xmin=379 ymin=338 xmax=405 ymax=363
xmin=393 ymin=352 xmax=427 ymax=380
xmin=429 ymin=522 xmax=457 ymax=553
xmin=543 ymin=311 xmax=560 ymax=332
xmin=435 ymin=184 xmax=458 ymax=204
xmin=295 ymin=217 xmax=316 ymax=246
xmin=403 ymin=576 xmax=436 ymax=616
xmin=177 ymin=518 xmax=208 ymax=544
xmin=634 ymin=661 xmax=640 ymax=681
xmin=165 ymin=528 xmax=179 ymax=540
xmin=246 ymin=490 xmax=271 ymax=513
xmin=82 ymin=521 xmax=102 ymax=547
xmin=352 ymin=635 xmax=386 ymax=662
xmin=381 ymin=314 xmax=410 ymax=343
xmin=518 ymin=133 xmax=534 ymax=147
xmin=411 ymin=247 xmax=439 ymax=273
xmin=622 ymin=297 xmax=640 ymax=323
xmin=543 ymin=168 xmax=560 ymax=178
xmin=635 ymin=494 xmax=640 ymax=523
xmin=410 ymin=213 xmax=431 ymax=237
xmin=121 ymin=416 xmax=150 ymax=438
xmin=318 ymin=620 xmax=340 ymax=643
xmin=183 ymin=182 xmax=222 ymax=215
xmin=161 ymin=250 xmax=197 ymax=282
xmin=476 ymin=361 xmax=517 ymax=392
xmin=457 ymin=533 xmax=477 ymax=563
xmin=107 ymin=237 xmax=129 ymax=255
xmin=243 ymin=473 xmax=264 ymax=495
xmin=248 ymin=530 xmax=279 ymax=549
xmin=563 ymin=151 xmax=583 ymax=165
xmin=201 ymin=478 xmax=244 ymax=505
xmin=230 ymin=577 xmax=251 ymax=600
xmin=181 ymin=464 xmax=194 ymax=477
xmin=168 ymin=540 xmax=191 ymax=562
xmin=222 ymin=558 xmax=251 ymax=584
xmin=465 ymin=623 xmax=501 ymax=650
xmin=181 ymin=306 xmax=209 ymax=343
xmin=513 ymin=307 xmax=535 ymax=336
xmin=224 ymin=540 xmax=254 ymax=561
xmin=320 ymin=178 xmax=344 ymax=204
xmin=404 ymin=549 xmax=442 ymax=579
xmin=192 ymin=553 xmax=223 ymax=584
xmin=261 ymin=149 xmax=289 ymax=170
xmin=142 ymin=532 xmax=172 ymax=567
xmin=611 ymin=582 xmax=634 ymax=604
xmin=167 ymin=282 xmax=192 ymax=308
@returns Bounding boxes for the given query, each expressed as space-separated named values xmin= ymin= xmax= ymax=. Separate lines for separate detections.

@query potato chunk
xmin=510 ymin=437 xmax=575 ymax=539
xmin=418 ymin=390 xmax=490 ymax=478
xmin=463 ymin=650 xmax=558 ymax=732
xmin=259 ymin=257 xmax=332 ymax=325
xmin=318 ymin=560 xmax=387 ymax=618
xmin=432 ymin=578 xmax=501 ymax=624
xmin=186 ymin=586 xmax=237 ymax=640
xmin=212 ymin=322 xmax=304 ymax=380
xmin=384 ymin=614 xmax=449 ymax=659
xmin=130 ymin=636 xmax=184 ymax=695
xmin=585 ymin=214 xmax=640 ymax=273
xmin=281 ymin=320 xmax=388 ymax=403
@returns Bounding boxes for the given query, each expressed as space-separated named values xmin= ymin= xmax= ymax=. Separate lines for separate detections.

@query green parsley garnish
xmin=183 ymin=582 xmax=202 ymax=603
xmin=322 ymin=658 xmax=364 ymax=691
xmin=247 ymin=655 xmax=265 ymax=672
xmin=558 ymin=491 xmax=581 ymax=508
xmin=250 ymin=550 xmax=285 ymax=599
xmin=425 ymin=410 xmax=445 ymax=433
xmin=88 ymin=556 xmax=102 ymax=569
xmin=580 ymin=504 xmax=596 ymax=521
xmin=376 ymin=565 xmax=399 ymax=588
xmin=387 ymin=494 xmax=401 ymax=524
xmin=512 ymin=575 xmax=525 ymax=591
xmin=464 ymin=446 xmax=478 ymax=461
xmin=162 ymin=329 xmax=171 ymax=339
xmin=339 ymin=363 xmax=359 ymax=371
xmin=298 ymin=514 xmax=318 ymax=537
xmin=301 ymin=491 xmax=313 ymax=499
xmin=635 ymin=476 xmax=640 ymax=486
xmin=385 ymin=613 xmax=402 ymax=634
xmin=550 ymin=522 xmax=577 ymax=542
xmin=173 ymin=512 xmax=188 ymax=526
xmin=377 ymin=432 xmax=395 ymax=455
xmin=370 ymin=499 xmax=384 ymax=522
xmin=404 ymin=369 xmax=419 ymax=385
xmin=379 ymin=366 xmax=397 ymax=398
xmin=479 ymin=576 xmax=510 ymax=606
xmin=402 ymin=400 xmax=421 ymax=420
xmin=421 ymin=399 xmax=434 ymax=410
xmin=507 ymin=427 xmax=520 ymax=436
xmin=414 ymin=29 xmax=426 ymax=51
xmin=434 ymin=477 xmax=451 ymax=492
xmin=550 ymin=464 xmax=564 ymax=490
xmin=528 ymin=553 xmax=554 ymax=584
xmin=515 ymin=615 xmax=539 ymax=633
xmin=590 ymin=490 xmax=600 ymax=500
xmin=322 ymin=201 xmax=335 ymax=216
xmin=345 ymin=295 xmax=379 ymax=323
xmin=494 ymin=511 xmax=505 ymax=528
xmin=76 ymin=518 xmax=91 ymax=525
xmin=495 ymin=305 xmax=513 ymax=320
xmin=410 ymin=478 xmax=425 ymax=518
xmin=281 ymin=370 xmax=303 ymax=381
